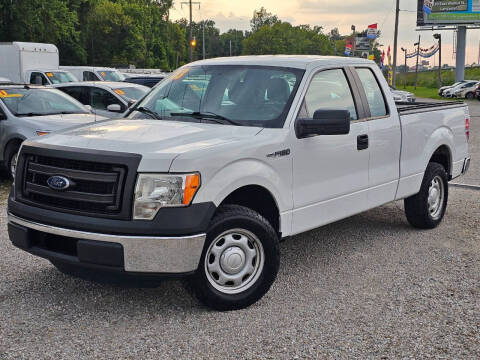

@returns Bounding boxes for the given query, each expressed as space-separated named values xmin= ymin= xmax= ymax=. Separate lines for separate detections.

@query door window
xmin=88 ymin=88 xmax=123 ymax=110
xmin=29 ymin=72 xmax=49 ymax=85
xmin=302 ymin=69 xmax=358 ymax=121
xmin=356 ymin=68 xmax=388 ymax=118
xmin=83 ymin=71 xmax=99 ymax=81
xmin=60 ymin=87 xmax=86 ymax=104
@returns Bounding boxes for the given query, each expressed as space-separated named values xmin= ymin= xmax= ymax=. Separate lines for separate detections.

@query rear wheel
xmin=404 ymin=162 xmax=448 ymax=229
xmin=193 ymin=205 xmax=280 ymax=311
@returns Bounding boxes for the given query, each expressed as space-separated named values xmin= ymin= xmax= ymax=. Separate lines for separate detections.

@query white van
xmin=0 ymin=42 xmax=78 ymax=85
xmin=59 ymin=66 xmax=125 ymax=82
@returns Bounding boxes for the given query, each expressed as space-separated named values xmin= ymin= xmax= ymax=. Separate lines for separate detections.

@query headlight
xmin=133 ymin=173 xmax=200 ymax=220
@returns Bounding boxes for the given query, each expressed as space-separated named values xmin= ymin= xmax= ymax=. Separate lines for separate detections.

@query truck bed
xmin=396 ymin=101 xmax=465 ymax=115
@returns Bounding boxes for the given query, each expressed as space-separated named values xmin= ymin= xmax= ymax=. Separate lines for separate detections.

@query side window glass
xmin=89 ymin=88 xmax=122 ymax=110
xmin=302 ymin=69 xmax=358 ymax=121
xmin=30 ymin=72 xmax=48 ymax=85
xmin=62 ymin=87 xmax=85 ymax=104
xmin=84 ymin=71 xmax=98 ymax=81
xmin=356 ymin=68 xmax=387 ymax=118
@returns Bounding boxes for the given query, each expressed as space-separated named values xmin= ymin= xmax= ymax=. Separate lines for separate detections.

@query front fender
xmin=194 ymin=158 xmax=290 ymax=212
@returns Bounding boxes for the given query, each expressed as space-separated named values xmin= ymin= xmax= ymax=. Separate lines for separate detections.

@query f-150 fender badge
xmin=266 ymin=149 xmax=290 ymax=158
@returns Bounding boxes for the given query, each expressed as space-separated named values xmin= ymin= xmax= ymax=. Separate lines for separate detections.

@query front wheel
xmin=193 ymin=205 xmax=280 ymax=311
xmin=404 ymin=162 xmax=448 ymax=229
xmin=466 ymin=92 xmax=475 ymax=100
xmin=5 ymin=142 xmax=21 ymax=180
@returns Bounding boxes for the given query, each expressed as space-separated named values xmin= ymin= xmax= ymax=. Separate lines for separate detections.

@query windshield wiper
xmin=135 ymin=107 xmax=162 ymax=120
xmin=170 ymin=111 xmax=242 ymax=126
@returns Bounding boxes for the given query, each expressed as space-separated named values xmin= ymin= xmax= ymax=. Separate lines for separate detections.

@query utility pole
xmin=202 ymin=21 xmax=205 ymax=59
xmin=434 ymin=33 xmax=442 ymax=87
xmin=181 ymin=0 xmax=200 ymax=62
xmin=401 ymin=47 xmax=407 ymax=89
xmin=414 ymin=35 xmax=421 ymax=89
xmin=229 ymin=40 xmax=232 ymax=56
xmin=392 ymin=0 xmax=400 ymax=87
xmin=455 ymin=26 xmax=467 ymax=82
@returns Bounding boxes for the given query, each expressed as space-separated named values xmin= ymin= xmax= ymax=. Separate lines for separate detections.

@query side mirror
xmin=296 ymin=109 xmax=350 ymax=138
xmin=127 ymin=99 xmax=136 ymax=107
xmin=107 ymin=104 xmax=122 ymax=112
xmin=84 ymin=105 xmax=92 ymax=112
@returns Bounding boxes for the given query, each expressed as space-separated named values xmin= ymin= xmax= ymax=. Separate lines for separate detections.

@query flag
xmin=387 ymin=46 xmax=391 ymax=66
xmin=380 ymin=50 xmax=385 ymax=69
xmin=367 ymin=24 xmax=378 ymax=39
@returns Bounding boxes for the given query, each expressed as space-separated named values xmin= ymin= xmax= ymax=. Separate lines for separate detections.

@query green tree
xmin=250 ymin=7 xmax=280 ymax=32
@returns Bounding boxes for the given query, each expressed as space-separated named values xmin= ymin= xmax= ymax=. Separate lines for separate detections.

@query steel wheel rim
xmin=427 ymin=175 xmax=444 ymax=220
xmin=10 ymin=152 xmax=18 ymax=179
xmin=204 ymin=228 xmax=265 ymax=295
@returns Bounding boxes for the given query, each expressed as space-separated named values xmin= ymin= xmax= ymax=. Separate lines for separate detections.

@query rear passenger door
xmin=352 ymin=66 xmax=401 ymax=207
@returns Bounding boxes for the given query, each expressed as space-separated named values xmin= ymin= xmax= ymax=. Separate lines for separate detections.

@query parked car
xmin=438 ymin=81 xmax=466 ymax=97
xmin=0 ymin=84 xmax=105 ymax=178
xmin=53 ymin=81 xmax=149 ymax=118
xmin=453 ymin=81 xmax=479 ymax=99
xmin=443 ymin=80 xmax=477 ymax=98
xmin=8 ymin=56 xmax=470 ymax=310
xmin=59 ymin=66 xmax=126 ymax=82
xmin=0 ymin=77 xmax=12 ymax=84
xmin=123 ymin=75 xmax=166 ymax=88
xmin=390 ymin=86 xmax=416 ymax=102
xmin=0 ymin=42 xmax=78 ymax=85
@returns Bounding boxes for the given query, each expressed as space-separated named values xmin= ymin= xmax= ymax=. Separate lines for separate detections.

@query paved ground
xmin=1 ymin=102 xmax=479 ymax=359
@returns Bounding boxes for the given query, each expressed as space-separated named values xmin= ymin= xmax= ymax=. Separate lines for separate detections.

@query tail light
xmin=466 ymin=117 xmax=470 ymax=141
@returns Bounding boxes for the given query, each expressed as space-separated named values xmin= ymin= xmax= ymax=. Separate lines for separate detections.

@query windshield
xmin=98 ymin=70 xmax=125 ymax=81
xmin=114 ymin=87 xmax=149 ymax=103
xmin=127 ymin=65 xmax=304 ymax=128
xmin=0 ymin=88 xmax=88 ymax=116
xmin=46 ymin=71 xmax=78 ymax=84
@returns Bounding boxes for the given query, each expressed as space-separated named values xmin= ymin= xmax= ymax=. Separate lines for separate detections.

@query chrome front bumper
xmin=8 ymin=214 xmax=206 ymax=273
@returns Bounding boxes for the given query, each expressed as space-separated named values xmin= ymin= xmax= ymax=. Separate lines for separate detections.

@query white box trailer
xmin=0 ymin=42 xmax=77 ymax=84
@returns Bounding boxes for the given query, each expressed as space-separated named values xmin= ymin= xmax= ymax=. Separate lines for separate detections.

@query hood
xmin=33 ymin=119 xmax=263 ymax=171
xmin=23 ymin=113 xmax=107 ymax=131
xmin=391 ymin=89 xmax=413 ymax=97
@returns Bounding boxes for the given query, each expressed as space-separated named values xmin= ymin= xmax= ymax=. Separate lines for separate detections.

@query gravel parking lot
xmin=1 ymin=101 xmax=479 ymax=359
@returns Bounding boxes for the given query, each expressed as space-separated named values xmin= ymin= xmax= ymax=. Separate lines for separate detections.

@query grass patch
xmin=401 ymin=86 xmax=446 ymax=100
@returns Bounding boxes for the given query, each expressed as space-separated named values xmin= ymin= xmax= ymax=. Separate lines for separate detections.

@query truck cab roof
xmin=190 ymin=55 xmax=374 ymax=69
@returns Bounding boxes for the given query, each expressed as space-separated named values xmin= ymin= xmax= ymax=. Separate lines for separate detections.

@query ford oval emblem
xmin=47 ymin=176 xmax=70 ymax=191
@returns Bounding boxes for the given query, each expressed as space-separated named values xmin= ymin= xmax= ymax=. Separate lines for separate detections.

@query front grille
xmin=19 ymin=154 xmax=127 ymax=217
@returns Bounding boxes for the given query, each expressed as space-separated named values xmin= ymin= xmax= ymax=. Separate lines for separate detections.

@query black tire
xmin=192 ymin=204 xmax=280 ymax=311
xmin=466 ymin=92 xmax=475 ymax=100
xmin=404 ymin=162 xmax=448 ymax=229
xmin=4 ymin=141 xmax=21 ymax=180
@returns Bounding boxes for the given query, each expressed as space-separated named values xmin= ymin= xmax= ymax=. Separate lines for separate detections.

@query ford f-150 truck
xmin=8 ymin=56 xmax=470 ymax=310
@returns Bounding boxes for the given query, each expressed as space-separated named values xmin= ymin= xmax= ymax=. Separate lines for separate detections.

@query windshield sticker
xmin=46 ymin=72 xmax=53 ymax=77
xmin=114 ymin=89 xmax=125 ymax=95
xmin=172 ymin=68 xmax=190 ymax=80
xmin=0 ymin=90 xmax=23 ymax=98
xmin=101 ymin=71 xmax=106 ymax=77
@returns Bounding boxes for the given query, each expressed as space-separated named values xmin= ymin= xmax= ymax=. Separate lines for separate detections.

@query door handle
xmin=357 ymin=134 xmax=369 ymax=150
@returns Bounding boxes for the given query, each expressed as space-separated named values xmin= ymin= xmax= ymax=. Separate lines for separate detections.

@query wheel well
xmin=430 ymin=145 xmax=451 ymax=178
xmin=219 ymin=185 xmax=280 ymax=233
xmin=4 ymin=138 xmax=23 ymax=162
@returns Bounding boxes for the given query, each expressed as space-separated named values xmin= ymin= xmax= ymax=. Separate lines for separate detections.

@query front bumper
xmin=8 ymin=214 xmax=206 ymax=274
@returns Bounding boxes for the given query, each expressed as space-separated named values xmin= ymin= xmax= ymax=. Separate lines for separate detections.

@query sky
xmin=170 ymin=0 xmax=480 ymax=68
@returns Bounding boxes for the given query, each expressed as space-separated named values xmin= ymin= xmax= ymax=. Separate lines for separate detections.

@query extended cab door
xmin=351 ymin=66 xmax=401 ymax=208
xmin=291 ymin=67 xmax=370 ymax=235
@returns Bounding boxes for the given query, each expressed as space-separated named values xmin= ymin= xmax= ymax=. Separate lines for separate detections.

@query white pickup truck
xmin=8 ymin=56 xmax=470 ymax=310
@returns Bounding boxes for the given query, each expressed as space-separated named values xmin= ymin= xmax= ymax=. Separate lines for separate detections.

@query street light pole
xmin=433 ymin=33 xmax=442 ymax=87
xmin=414 ymin=35 xmax=421 ymax=90
xmin=401 ymin=47 xmax=407 ymax=89
xmin=392 ymin=0 xmax=400 ymax=87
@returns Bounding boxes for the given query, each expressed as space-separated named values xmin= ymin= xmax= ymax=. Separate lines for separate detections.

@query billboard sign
xmin=355 ymin=37 xmax=370 ymax=51
xmin=417 ymin=0 xmax=480 ymax=25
